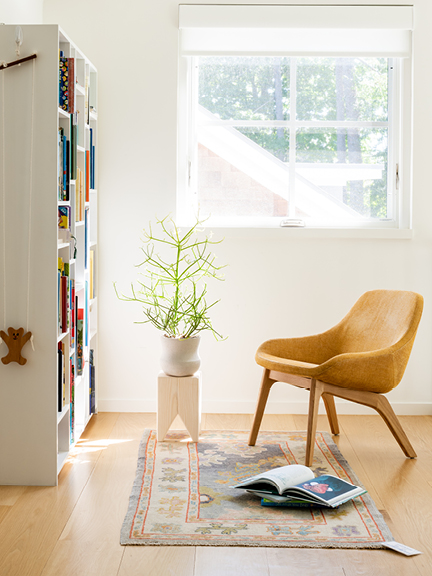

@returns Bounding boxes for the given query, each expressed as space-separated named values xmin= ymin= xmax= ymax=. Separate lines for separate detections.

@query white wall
xmin=42 ymin=0 xmax=432 ymax=415
xmin=0 ymin=0 xmax=43 ymax=23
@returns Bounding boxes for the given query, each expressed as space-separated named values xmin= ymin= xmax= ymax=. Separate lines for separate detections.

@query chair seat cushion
xmin=256 ymin=351 xmax=319 ymax=376
xmin=256 ymin=345 xmax=397 ymax=393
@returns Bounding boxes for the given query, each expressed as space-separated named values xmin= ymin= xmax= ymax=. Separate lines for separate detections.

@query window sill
xmin=201 ymin=226 xmax=413 ymax=240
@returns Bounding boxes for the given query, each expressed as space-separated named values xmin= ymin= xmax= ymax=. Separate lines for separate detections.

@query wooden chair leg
xmin=323 ymin=383 xmax=417 ymax=459
xmin=322 ymin=393 xmax=340 ymax=435
xmin=375 ymin=395 xmax=417 ymax=458
xmin=305 ymin=379 xmax=324 ymax=467
xmin=248 ymin=369 xmax=275 ymax=446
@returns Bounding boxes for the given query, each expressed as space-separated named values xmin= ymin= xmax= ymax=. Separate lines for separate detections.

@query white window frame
xmin=177 ymin=6 xmax=413 ymax=233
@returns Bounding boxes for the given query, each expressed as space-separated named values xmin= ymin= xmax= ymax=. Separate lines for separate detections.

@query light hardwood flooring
xmin=0 ymin=413 xmax=431 ymax=576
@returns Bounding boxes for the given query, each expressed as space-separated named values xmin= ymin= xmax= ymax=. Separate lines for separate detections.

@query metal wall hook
xmin=15 ymin=26 xmax=23 ymax=57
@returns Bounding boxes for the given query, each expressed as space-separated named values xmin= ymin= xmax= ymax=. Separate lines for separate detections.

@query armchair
xmin=248 ymin=290 xmax=424 ymax=466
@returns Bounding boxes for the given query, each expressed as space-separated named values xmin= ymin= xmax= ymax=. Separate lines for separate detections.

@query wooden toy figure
xmin=0 ymin=327 xmax=32 ymax=365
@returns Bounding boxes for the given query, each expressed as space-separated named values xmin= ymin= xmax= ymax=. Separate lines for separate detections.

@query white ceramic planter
xmin=160 ymin=335 xmax=201 ymax=377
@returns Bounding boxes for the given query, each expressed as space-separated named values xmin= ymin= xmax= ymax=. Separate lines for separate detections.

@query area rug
xmin=120 ymin=430 xmax=392 ymax=548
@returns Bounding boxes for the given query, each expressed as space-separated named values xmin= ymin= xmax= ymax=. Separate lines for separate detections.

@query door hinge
xmin=395 ymin=163 xmax=399 ymax=190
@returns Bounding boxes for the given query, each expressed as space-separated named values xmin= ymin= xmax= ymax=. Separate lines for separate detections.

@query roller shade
xmin=179 ymin=5 xmax=413 ymax=57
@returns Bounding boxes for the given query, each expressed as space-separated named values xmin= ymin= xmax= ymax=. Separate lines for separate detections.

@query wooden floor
xmin=0 ymin=413 xmax=431 ymax=576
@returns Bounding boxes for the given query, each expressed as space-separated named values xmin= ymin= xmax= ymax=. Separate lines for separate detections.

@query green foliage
xmin=198 ymin=56 xmax=390 ymax=218
xmin=199 ymin=56 xmax=290 ymax=122
xmin=114 ymin=216 xmax=225 ymax=339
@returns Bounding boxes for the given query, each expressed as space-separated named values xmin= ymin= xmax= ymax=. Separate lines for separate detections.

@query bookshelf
xmin=0 ymin=25 xmax=98 ymax=485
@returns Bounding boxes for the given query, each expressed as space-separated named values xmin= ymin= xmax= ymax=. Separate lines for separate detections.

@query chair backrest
xmin=333 ymin=290 xmax=423 ymax=354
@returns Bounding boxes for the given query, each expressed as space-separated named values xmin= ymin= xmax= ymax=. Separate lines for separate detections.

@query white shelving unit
xmin=0 ymin=25 xmax=98 ymax=486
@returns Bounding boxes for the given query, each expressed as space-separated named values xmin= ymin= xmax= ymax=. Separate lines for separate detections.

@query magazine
xmin=234 ymin=464 xmax=366 ymax=508
xmin=261 ymin=497 xmax=329 ymax=508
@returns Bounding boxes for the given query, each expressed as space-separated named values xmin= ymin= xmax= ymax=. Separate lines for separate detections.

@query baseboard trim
xmin=98 ymin=399 xmax=432 ymax=416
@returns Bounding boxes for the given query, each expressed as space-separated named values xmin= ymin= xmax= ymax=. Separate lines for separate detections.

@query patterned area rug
xmin=120 ymin=430 xmax=392 ymax=548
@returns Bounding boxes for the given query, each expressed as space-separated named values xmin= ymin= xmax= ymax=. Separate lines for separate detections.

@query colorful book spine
xmin=85 ymin=150 xmax=90 ymax=202
xmin=58 ymin=50 xmax=62 ymax=107
xmin=57 ymin=345 xmax=62 ymax=411
xmin=70 ymin=355 xmax=75 ymax=443
xmin=84 ymin=208 xmax=88 ymax=268
xmin=59 ymin=56 xmax=69 ymax=111
xmin=64 ymin=262 xmax=70 ymax=332
xmin=58 ymin=206 xmax=70 ymax=230
xmin=58 ymin=55 xmax=76 ymax=113
xmin=85 ymin=281 xmax=89 ymax=347
xmin=77 ymin=308 xmax=84 ymax=376
xmin=70 ymin=281 xmax=75 ymax=348
xmin=58 ymin=341 xmax=66 ymax=411
xmin=57 ymin=257 xmax=70 ymax=334
xmin=89 ymin=349 xmax=95 ymax=415
xmin=74 ymin=167 xmax=85 ymax=222
xmin=63 ymin=136 xmax=67 ymax=199
xmin=58 ymin=128 xmax=64 ymax=200
xmin=68 ymin=57 xmax=75 ymax=114
xmin=65 ymin=138 xmax=70 ymax=201
xmin=61 ymin=275 xmax=67 ymax=333
xmin=58 ymin=257 xmax=63 ymax=334
xmin=89 ymin=128 xmax=94 ymax=189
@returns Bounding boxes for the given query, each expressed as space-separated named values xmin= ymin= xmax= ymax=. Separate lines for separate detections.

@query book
xmin=58 ymin=128 xmax=64 ymax=199
xmin=57 ymin=346 xmax=63 ymax=412
xmin=89 ymin=348 xmax=95 ymax=414
xmin=58 ymin=257 xmax=64 ymax=334
xmin=89 ymin=128 xmax=93 ymax=188
xmin=85 ymin=150 xmax=90 ymax=202
xmin=64 ymin=263 xmax=70 ymax=331
xmin=261 ymin=497 xmax=328 ymax=508
xmin=85 ymin=209 xmax=88 ymax=268
xmin=61 ymin=275 xmax=67 ymax=333
xmin=76 ymin=167 xmax=84 ymax=222
xmin=68 ymin=57 xmax=75 ymax=114
xmin=234 ymin=464 xmax=367 ymax=508
xmin=58 ymin=206 xmax=71 ymax=244
xmin=85 ymin=281 xmax=89 ymax=347
xmin=65 ymin=138 xmax=70 ymax=201
xmin=70 ymin=355 xmax=75 ymax=444
xmin=70 ymin=281 xmax=75 ymax=348
xmin=57 ymin=341 xmax=66 ymax=411
xmin=77 ymin=308 xmax=84 ymax=376
xmin=58 ymin=206 xmax=70 ymax=230
xmin=59 ymin=55 xmax=69 ymax=111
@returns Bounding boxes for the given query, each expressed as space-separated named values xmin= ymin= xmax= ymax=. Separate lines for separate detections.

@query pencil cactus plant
xmin=114 ymin=215 xmax=226 ymax=340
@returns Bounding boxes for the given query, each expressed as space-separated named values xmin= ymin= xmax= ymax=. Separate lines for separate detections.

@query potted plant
xmin=114 ymin=216 xmax=225 ymax=376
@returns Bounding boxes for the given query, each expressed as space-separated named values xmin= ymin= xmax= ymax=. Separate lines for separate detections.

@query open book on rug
xmin=234 ymin=464 xmax=366 ymax=508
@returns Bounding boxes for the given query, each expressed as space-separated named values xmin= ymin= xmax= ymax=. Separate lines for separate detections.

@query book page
xmin=235 ymin=464 xmax=314 ymax=494
xmin=286 ymin=474 xmax=364 ymax=504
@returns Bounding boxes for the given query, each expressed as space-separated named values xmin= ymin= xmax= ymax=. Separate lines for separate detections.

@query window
xmin=177 ymin=5 xmax=413 ymax=229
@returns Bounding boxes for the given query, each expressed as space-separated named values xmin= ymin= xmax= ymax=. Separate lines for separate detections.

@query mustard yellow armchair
xmin=248 ymin=290 xmax=424 ymax=466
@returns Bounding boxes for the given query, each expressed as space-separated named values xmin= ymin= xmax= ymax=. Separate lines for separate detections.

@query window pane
xmin=296 ymin=57 xmax=388 ymax=122
xmin=198 ymin=56 xmax=290 ymax=121
xmin=197 ymin=128 xmax=290 ymax=218
xmin=296 ymin=127 xmax=388 ymax=218
xmin=236 ymin=127 xmax=289 ymax=162
xmin=192 ymin=55 xmax=393 ymax=224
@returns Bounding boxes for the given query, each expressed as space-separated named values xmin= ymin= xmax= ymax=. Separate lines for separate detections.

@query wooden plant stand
xmin=157 ymin=371 xmax=201 ymax=442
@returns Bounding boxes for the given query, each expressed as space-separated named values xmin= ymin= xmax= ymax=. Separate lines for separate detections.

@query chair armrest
xmin=257 ymin=330 xmax=339 ymax=365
